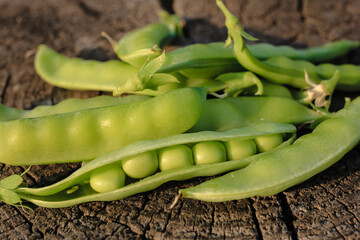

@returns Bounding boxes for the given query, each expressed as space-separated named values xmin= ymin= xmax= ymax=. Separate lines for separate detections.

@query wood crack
xmin=297 ymin=0 xmax=305 ymax=23
xmin=13 ymin=206 xmax=44 ymax=238
xmin=278 ymin=193 xmax=298 ymax=240
xmin=159 ymin=0 xmax=175 ymax=14
xmin=209 ymin=204 xmax=215 ymax=236
xmin=319 ymin=184 xmax=360 ymax=223
xmin=0 ymin=73 xmax=11 ymax=103
xmin=78 ymin=1 xmax=100 ymax=19
xmin=249 ymin=198 xmax=263 ymax=240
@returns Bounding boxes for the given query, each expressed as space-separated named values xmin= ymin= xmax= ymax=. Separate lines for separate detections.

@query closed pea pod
xmin=0 ymin=121 xmax=296 ymax=207
xmin=35 ymin=45 xmax=179 ymax=95
xmin=189 ymin=96 xmax=326 ymax=132
xmin=247 ymin=40 xmax=360 ymax=63
xmin=113 ymin=11 xmax=183 ymax=67
xmin=158 ymin=40 xmax=359 ymax=78
xmin=249 ymin=80 xmax=293 ymax=99
xmin=0 ymin=87 xmax=206 ymax=165
xmin=158 ymin=42 xmax=241 ymax=78
xmin=35 ymin=45 xmax=139 ymax=91
xmin=0 ymin=95 xmax=150 ymax=122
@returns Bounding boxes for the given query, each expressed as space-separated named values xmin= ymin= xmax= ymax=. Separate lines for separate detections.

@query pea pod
xmin=248 ymin=40 xmax=359 ymax=63
xmin=251 ymin=80 xmax=293 ymax=99
xmin=113 ymin=11 xmax=183 ymax=67
xmin=0 ymin=121 xmax=296 ymax=208
xmin=0 ymin=95 xmax=150 ymax=122
xmin=0 ymin=88 xmax=205 ymax=165
xmin=158 ymin=40 xmax=359 ymax=78
xmin=189 ymin=96 xmax=325 ymax=132
xmin=35 ymin=45 xmax=139 ymax=91
xmin=35 ymin=45 xmax=180 ymax=95
xmin=180 ymin=96 xmax=360 ymax=201
xmin=216 ymin=0 xmax=360 ymax=92
xmin=158 ymin=42 xmax=241 ymax=78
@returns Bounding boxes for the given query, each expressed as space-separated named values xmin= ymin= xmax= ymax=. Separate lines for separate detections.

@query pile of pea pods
xmin=1 ymin=0 xmax=360 ymax=208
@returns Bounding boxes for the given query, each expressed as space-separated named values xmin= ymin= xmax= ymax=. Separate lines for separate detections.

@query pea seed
xmin=224 ymin=139 xmax=257 ymax=160
xmin=90 ymin=165 xmax=125 ymax=193
xmin=122 ymin=151 xmax=158 ymax=179
xmin=192 ymin=141 xmax=226 ymax=165
xmin=254 ymin=134 xmax=283 ymax=152
xmin=158 ymin=145 xmax=193 ymax=171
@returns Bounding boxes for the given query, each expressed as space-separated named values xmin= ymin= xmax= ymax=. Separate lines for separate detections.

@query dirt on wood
xmin=0 ymin=0 xmax=360 ymax=239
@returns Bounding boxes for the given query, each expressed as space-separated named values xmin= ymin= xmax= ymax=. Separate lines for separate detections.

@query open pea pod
xmin=0 ymin=121 xmax=296 ymax=208
xmin=180 ymin=96 xmax=360 ymax=201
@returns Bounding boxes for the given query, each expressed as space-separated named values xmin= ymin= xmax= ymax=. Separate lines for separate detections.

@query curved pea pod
xmin=3 ymin=121 xmax=296 ymax=208
xmin=35 ymin=45 xmax=139 ymax=91
xmin=0 ymin=87 xmax=205 ymax=165
xmin=248 ymin=40 xmax=360 ymax=63
xmin=0 ymin=95 xmax=150 ymax=122
xmin=189 ymin=96 xmax=326 ymax=132
xmin=158 ymin=42 xmax=241 ymax=78
xmin=157 ymin=40 xmax=359 ymax=78
xmin=180 ymin=96 xmax=360 ymax=202
xmin=114 ymin=11 xmax=183 ymax=67
xmin=217 ymin=0 xmax=360 ymax=92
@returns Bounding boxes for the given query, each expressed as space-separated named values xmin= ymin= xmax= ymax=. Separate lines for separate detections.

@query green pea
xmin=90 ymin=165 xmax=125 ymax=193
xmin=122 ymin=151 xmax=158 ymax=179
xmin=158 ymin=145 xmax=193 ymax=171
xmin=254 ymin=134 xmax=283 ymax=152
xmin=192 ymin=141 xmax=227 ymax=165
xmin=224 ymin=139 xmax=257 ymax=160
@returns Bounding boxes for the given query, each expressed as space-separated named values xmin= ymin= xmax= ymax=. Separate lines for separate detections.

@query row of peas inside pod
xmin=90 ymin=133 xmax=283 ymax=193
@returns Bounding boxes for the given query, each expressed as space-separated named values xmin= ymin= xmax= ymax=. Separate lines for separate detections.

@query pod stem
xmin=101 ymin=31 xmax=117 ymax=49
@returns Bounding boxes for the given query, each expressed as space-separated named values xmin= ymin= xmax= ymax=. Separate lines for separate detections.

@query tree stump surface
xmin=0 ymin=0 xmax=360 ymax=239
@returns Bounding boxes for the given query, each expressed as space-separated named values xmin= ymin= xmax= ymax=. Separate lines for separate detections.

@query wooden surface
xmin=1 ymin=0 xmax=360 ymax=239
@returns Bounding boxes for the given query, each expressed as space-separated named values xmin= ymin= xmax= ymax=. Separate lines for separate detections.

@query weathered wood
xmin=0 ymin=0 xmax=359 ymax=239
